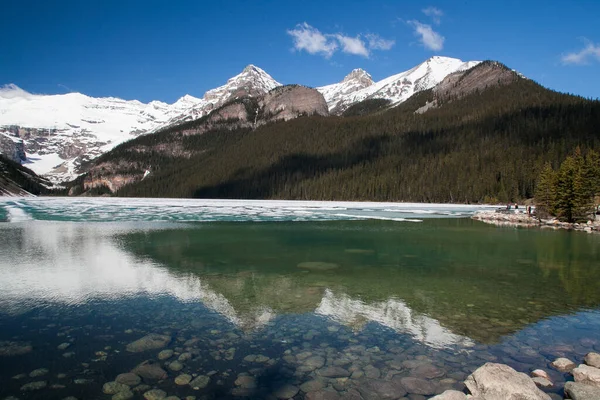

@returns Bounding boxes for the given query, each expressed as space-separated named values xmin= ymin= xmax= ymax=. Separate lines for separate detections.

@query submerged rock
xmin=143 ymin=389 xmax=167 ymax=400
xmin=175 ymin=374 xmax=192 ymax=385
xmin=29 ymin=368 xmax=49 ymax=378
xmin=20 ymin=381 xmax=47 ymax=391
xmin=132 ymin=360 xmax=168 ymax=380
xmin=305 ymin=389 xmax=341 ymax=400
xmin=297 ymin=262 xmax=339 ymax=271
xmin=358 ymin=379 xmax=407 ymax=399
xmin=465 ymin=363 xmax=551 ymax=400
xmin=317 ymin=366 xmax=350 ymax=378
xmin=103 ymin=381 xmax=129 ymax=395
xmin=273 ymin=384 xmax=299 ymax=399
xmin=112 ymin=390 xmax=134 ymax=400
xmin=115 ymin=372 xmax=141 ymax=386
xmin=189 ymin=375 xmax=210 ymax=390
xmin=398 ymin=376 xmax=437 ymax=395
xmin=158 ymin=349 xmax=174 ymax=360
xmin=0 ymin=341 xmax=32 ymax=356
xmin=126 ymin=333 xmax=171 ymax=353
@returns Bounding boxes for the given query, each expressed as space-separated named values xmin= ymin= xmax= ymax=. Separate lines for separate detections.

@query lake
xmin=0 ymin=198 xmax=599 ymax=400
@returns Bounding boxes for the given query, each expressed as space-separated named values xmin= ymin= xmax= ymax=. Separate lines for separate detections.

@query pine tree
xmin=534 ymin=162 xmax=556 ymax=220
xmin=554 ymin=155 xmax=577 ymax=222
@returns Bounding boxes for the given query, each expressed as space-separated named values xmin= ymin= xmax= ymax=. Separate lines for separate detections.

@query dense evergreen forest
xmin=95 ymin=73 xmax=599 ymax=203
xmin=0 ymin=155 xmax=54 ymax=196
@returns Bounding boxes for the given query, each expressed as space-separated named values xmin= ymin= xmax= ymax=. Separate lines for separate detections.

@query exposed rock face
xmin=0 ymin=132 xmax=26 ymax=162
xmin=434 ymin=61 xmax=519 ymax=101
xmin=464 ymin=363 xmax=551 ymax=400
xmin=416 ymin=61 xmax=521 ymax=114
xmin=260 ymin=85 xmax=329 ymax=123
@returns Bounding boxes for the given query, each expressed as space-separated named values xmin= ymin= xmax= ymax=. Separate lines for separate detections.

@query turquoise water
xmin=0 ymin=198 xmax=599 ymax=399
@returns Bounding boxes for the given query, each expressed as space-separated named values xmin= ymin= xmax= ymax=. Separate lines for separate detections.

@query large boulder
xmin=131 ymin=360 xmax=167 ymax=380
xmin=572 ymin=364 xmax=600 ymax=388
xmin=126 ymin=333 xmax=171 ymax=353
xmin=464 ymin=363 xmax=551 ymax=400
xmin=584 ymin=352 xmax=600 ymax=369
xmin=564 ymin=381 xmax=600 ymax=400
xmin=429 ymin=390 xmax=468 ymax=400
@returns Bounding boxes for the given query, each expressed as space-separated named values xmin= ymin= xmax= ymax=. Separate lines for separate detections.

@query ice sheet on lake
xmin=0 ymin=197 xmax=496 ymax=223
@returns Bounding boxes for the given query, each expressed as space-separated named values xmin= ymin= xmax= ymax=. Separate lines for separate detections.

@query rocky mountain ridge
xmin=0 ymin=57 xmax=481 ymax=183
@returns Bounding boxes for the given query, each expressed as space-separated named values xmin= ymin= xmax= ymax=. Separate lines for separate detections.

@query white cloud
xmin=422 ymin=6 xmax=443 ymax=24
xmin=335 ymin=34 xmax=369 ymax=57
xmin=408 ymin=20 xmax=444 ymax=51
xmin=287 ymin=23 xmax=394 ymax=58
xmin=287 ymin=23 xmax=338 ymax=58
xmin=365 ymin=33 xmax=396 ymax=51
xmin=561 ymin=39 xmax=600 ymax=65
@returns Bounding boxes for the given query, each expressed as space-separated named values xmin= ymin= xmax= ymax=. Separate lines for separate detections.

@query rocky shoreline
xmin=472 ymin=211 xmax=600 ymax=233
xmin=431 ymin=352 xmax=600 ymax=399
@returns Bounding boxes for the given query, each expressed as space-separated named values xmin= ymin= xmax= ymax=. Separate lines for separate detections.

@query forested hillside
xmin=79 ymin=62 xmax=599 ymax=203
xmin=0 ymin=155 xmax=54 ymax=196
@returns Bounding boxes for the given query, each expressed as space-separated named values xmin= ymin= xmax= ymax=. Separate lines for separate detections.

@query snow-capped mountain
xmin=317 ymin=56 xmax=480 ymax=114
xmin=0 ymin=65 xmax=280 ymax=182
xmin=0 ymin=58 xmax=480 ymax=183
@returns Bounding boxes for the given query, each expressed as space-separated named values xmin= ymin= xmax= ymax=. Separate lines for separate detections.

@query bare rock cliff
xmin=260 ymin=85 xmax=329 ymax=123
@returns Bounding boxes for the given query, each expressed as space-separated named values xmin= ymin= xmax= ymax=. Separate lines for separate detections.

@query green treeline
xmin=108 ymin=77 xmax=599 ymax=202
xmin=535 ymin=149 xmax=600 ymax=222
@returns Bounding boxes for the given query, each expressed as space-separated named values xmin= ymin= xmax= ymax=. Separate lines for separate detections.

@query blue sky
xmin=1 ymin=0 xmax=599 ymax=103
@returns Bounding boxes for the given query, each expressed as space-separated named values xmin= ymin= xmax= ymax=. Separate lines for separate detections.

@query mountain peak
xmin=0 ymin=84 xmax=34 ymax=100
xmin=343 ymin=69 xmax=373 ymax=84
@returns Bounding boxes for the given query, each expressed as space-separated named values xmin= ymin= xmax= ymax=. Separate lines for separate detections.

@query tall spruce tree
xmin=534 ymin=162 xmax=556 ymax=220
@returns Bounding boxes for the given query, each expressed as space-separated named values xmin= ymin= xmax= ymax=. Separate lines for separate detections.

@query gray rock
xmin=584 ymin=353 xmax=600 ymax=369
xmin=429 ymin=390 xmax=467 ymax=400
xmin=126 ymin=333 xmax=171 ymax=353
xmin=358 ymin=380 xmax=407 ymax=400
xmin=550 ymin=357 xmax=576 ymax=372
xmin=465 ymin=363 xmax=551 ymax=400
xmin=234 ymin=375 xmax=256 ymax=389
xmin=317 ymin=366 xmax=350 ymax=378
xmin=132 ymin=360 xmax=167 ymax=380
xmin=260 ymin=86 xmax=329 ymax=124
xmin=398 ymin=377 xmax=437 ymax=395
xmin=189 ymin=375 xmax=210 ymax=390
xmin=300 ymin=380 xmax=324 ymax=392
xmin=158 ymin=349 xmax=174 ymax=360
xmin=29 ymin=368 xmax=49 ymax=378
xmin=303 ymin=356 xmax=326 ymax=370
xmin=364 ymin=365 xmax=381 ymax=379
xmin=410 ymin=363 xmax=445 ymax=379
xmin=564 ymin=381 xmax=600 ymax=400
xmin=273 ymin=384 xmax=299 ymax=399
xmin=168 ymin=361 xmax=184 ymax=371
xmin=531 ymin=377 xmax=553 ymax=388
xmin=113 ymin=389 xmax=134 ymax=399
xmin=174 ymin=374 xmax=192 ymax=385
xmin=115 ymin=373 xmax=141 ymax=386
xmin=531 ymin=369 xmax=551 ymax=381
xmin=102 ymin=381 xmax=129 ymax=394
xmin=572 ymin=364 xmax=600 ymax=388
xmin=305 ymin=390 xmax=341 ymax=400
xmin=143 ymin=389 xmax=167 ymax=400
xmin=20 ymin=381 xmax=47 ymax=391
xmin=57 ymin=343 xmax=71 ymax=351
